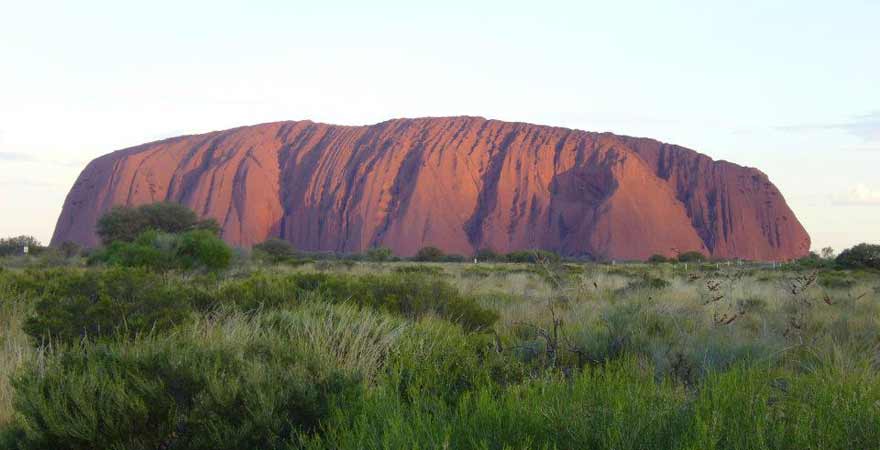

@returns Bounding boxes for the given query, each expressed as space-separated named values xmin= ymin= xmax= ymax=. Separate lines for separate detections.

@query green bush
xmin=364 ymin=246 xmax=394 ymax=262
xmin=0 ymin=235 xmax=43 ymax=257
xmin=305 ymin=358 xmax=686 ymax=450
xmin=192 ymin=272 xmax=497 ymax=331
xmin=214 ymin=271 xmax=304 ymax=311
xmin=474 ymin=247 xmax=503 ymax=262
xmin=818 ymin=271 xmax=856 ymax=289
xmin=442 ymin=253 xmax=467 ymax=263
xmin=96 ymin=202 xmax=220 ymax=244
xmin=300 ymin=273 xmax=498 ymax=332
xmin=7 ymin=333 xmax=362 ymax=450
xmin=385 ymin=319 xmax=500 ymax=403
xmin=253 ymin=238 xmax=297 ymax=263
xmin=393 ymin=265 xmax=444 ymax=276
xmin=648 ymin=254 xmax=669 ymax=263
xmin=22 ymin=267 xmax=194 ymax=343
xmin=836 ymin=243 xmax=880 ymax=270
xmin=57 ymin=241 xmax=82 ymax=258
xmin=617 ymin=276 xmax=671 ymax=293
xmin=90 ymin=229 xmax=232 ymax=272
xmin=176 ymin=229 xmax=232 ymax=270
xmin=413 ymin=246 xmax=445 ymax=262
xmin=677 ymin=251 xmax=707 ymax=263
xmin=505 ymin=249 xmax=561 ymax=264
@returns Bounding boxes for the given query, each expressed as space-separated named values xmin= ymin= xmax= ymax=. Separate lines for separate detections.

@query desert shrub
xmin=460 ymin=265 xmax=501 ymax=278
xmin=22 ymin=267 xmax=194 ymax=343
xmin=259 ymin=304 xmax=409 ymax=382
xmin=393 ymin=265 xmax=443 ymax=276
xmin=305 ymin=357 xmax=686 ymax=450
xmin=90 ymin=229 xmax=232 ymax=272
xmin=253 ymin=238 xmax=296 ymax=263
xmin=818 ymin=271 xmax=856 ymax=289
xmin=780 ymin=363 xmax=880 ymax=449
xmin=648 ymin=254 xmax=669 ymax=263
xmin=836 ymin=243 xmax=880 ymax=270
xmin=617 ymin=276 xmax=671 ymax=293
xmin=204 ymin=272 xmax=496 ymax=331
xmin=688 ymin=366 xmax=788 ymax=448
xmin=796 ymin=251 xmax=829 ymax=268
xmin=413 ymin=246 xmax=445 ymax=262
xmin=96 ymin=202 xmax=220 ymax=244
xmin=364 ymin=246 xmax=394 ymax=262
xmin=90 ymin=231 xmax=177 ymax=270
xmin=0 ymin=235 xmax=43 ymax=257
xmin=442 ymin=253 xmax=467 ymax=263
xmin=505 ymin=249 xmax=561 ymax=264
xmin=306 ymin=273 xmax=499 ymax=331
xmin=385 ymin=318 xmax=499 ymax=403
xmin=175 ymin=229 xmax=233 ymax=270
xmin=677 ymin=251 xmax=707 ymax=263
xmin=30 ymin=248 xmax=72 ymax=268
xmin=56 ymin=241 xmax=82 ymax=258
xmin=7 ymin=332 xmax=362 ymax=450
xmin=314 ymin=259 xmax=357 ymax=271
xmin=736 ymin=296 xmax=767 ymax=313
xmin=214 ymin=271 xmax=304 ymax=311
xmin=96 ymin=205 xmax=148 ymax=244
xmin=474 ymin=247 xmax=503 ymax=262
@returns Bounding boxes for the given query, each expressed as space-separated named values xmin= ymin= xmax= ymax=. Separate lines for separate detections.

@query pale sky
xmin=1 ymin=0 xmax=878 ymax=252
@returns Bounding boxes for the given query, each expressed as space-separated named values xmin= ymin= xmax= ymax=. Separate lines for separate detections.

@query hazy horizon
xmin=1 ymin=0 xmax=878 ymax=253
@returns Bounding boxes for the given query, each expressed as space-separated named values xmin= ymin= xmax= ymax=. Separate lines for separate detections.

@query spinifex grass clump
xmin=5 ymin=315 xmax=363 ymax=450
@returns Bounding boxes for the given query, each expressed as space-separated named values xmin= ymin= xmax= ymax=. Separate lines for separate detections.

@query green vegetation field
xmin=1 ymin=203 xmax=879 ymax=449
xmin=1 ymin=257 xmax=879 ymax=449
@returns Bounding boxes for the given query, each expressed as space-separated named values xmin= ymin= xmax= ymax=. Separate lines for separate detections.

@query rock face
xmin=51 ymin=117 xmax=810 ymax=261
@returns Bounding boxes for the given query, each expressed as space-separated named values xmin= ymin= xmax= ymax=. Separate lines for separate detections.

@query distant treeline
xmin=3 ymin=202 xmax=878 ymax=270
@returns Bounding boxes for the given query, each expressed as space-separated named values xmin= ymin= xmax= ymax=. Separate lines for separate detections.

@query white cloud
xmin=0 ymin=152 xmax=36 ymax=162
xmin=778 ymin=111 xmax=880 ymax=145
xmin=833 ymin=184 xmax=880 ymax=206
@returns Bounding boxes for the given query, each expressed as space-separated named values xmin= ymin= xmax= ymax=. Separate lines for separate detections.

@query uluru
xmin=51 ymin=116 xmax=810 ymax=261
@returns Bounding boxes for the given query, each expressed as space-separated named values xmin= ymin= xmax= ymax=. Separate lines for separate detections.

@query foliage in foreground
xmin=8 ymin=267 xmax=497 ymax=344
xmin=5 ymin=314 xmax=880 ymax=450
xmin=2 ymin=259 xmax=880 ymax=449
xmin=6 ymin=321 xmax=361 ymax=450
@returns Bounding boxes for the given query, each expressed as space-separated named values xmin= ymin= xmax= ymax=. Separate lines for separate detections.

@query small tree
xmin=138 ymin=202 xmax=200 ymax=234
xmin=90 ymin=229 xmax=232 ymax=272
xmin=836 ymin=243 xmax=880 ymax=270
xmin=648 ymin=254 xmax=669 ymax=264
xmin=177 ymin=230 xmax=232 ymax=271
xmin=677 ymin=251 xmax=707 ymax=263
xmin=796 ymin=251 xmax=824 ymax=268
xmin=413 ymin=246 xmax=445 ymax=262
xmin=253 ymin=238 xmax=296 ymax=263
xmin=58 ymin=241 xmax=83 ymax=258
xmin=97 ymin=202 xmax=220 ymax=244
xmin=0 ymin=235 xmax=43 ymax=256
xmin=475 ymin=247 xmax=502 ymax=262
xmin=365 ymin=246 xmax=393 ymax=262
xmin=820 ymin=247 xmax=835 ymax=260
xmin=97 ymin=206 xmax=149 ymax=243
xmin=505 ymin=249 xmax=561 ymax=264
